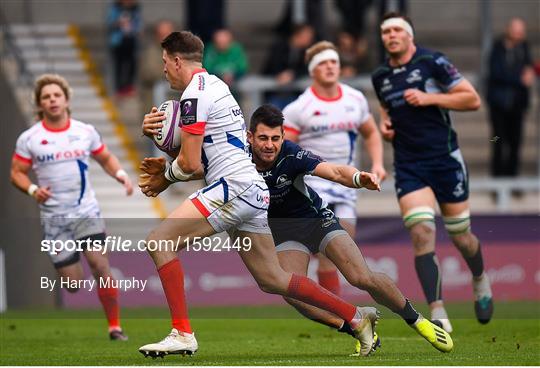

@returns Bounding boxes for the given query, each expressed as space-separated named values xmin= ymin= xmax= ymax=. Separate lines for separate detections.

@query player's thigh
xmin=439 ymin=200 xmax=470 ymax=217
xmin=316 ymin=253 xmax=337 ymax=272
xmin=277 ymin=250 xmax=310 ymax=275
xmin=56 ymin=261 xmax=84 ymax=282
xmin=398 ymin=186 xmax=437 ymax=215
xmin=324 ymin=234 xmax=371 ymax=284
xmin=81 ymin=234 xmax=113 ymax=278
xmin=235 ymin=231 xmax=290 ymax=292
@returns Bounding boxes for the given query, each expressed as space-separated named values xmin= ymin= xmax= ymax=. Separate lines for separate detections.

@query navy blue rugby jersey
xmin=371 ymin=47 xmax=464 ymax=163
xmin=255 ymin=140 xmax=327 ymax=219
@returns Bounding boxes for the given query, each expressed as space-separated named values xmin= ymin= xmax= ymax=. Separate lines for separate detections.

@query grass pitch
xmin=1 ymin=302 xmax=539 ymax=365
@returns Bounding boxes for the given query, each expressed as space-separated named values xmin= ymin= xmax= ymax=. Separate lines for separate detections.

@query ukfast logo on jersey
xmin=309 ymin=121 xmax=356 ymax=133
xmin=37 ymin=149 xmax=86 ymax=162
xmin=406 ymin=69 xmax=422 ymax=83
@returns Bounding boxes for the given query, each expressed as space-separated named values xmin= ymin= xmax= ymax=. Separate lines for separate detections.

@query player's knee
xmin=87 ymin=258 xmax=110 ymax=277
xmin=65 ymin=286 xmax=80 ymax=293
xmin=404 ymin=207 xmax=436 ymax=253
xmin=254 ymin=272 xmax=285 ymax=295
xmin=443 ymin=210 xmax=471 ymax=238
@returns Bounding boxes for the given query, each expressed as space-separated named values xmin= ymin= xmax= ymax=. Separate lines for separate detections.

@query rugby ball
xmin=153 ymin=100 xmax=181 ymax=152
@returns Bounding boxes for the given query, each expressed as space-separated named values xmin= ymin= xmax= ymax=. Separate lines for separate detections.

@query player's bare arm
xmin=177 ymin=131 xmax=204 ymax=173
xmin=404 ymin=79 xmax=481 ymax=111
xmin=312 ymin=162 xmax=381 ymax=191
xmin=138 ymin=132 xmax=204 ymax=197
xmin=93 ymin=146 xmax=133 ymax=195
xmin=378 ymin=104 xmax=395 ymax=142
xmin=142 ymin=106 xmax=165 ymax=137
xmin=10 ymin=157 xmax=51 ymax=203
xmin=358 ymin=114 xmax=386 ymax=181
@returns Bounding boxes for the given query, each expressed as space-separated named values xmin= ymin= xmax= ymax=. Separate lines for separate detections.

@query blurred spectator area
xmin=2 ymin=0 xmax=539 ymax=212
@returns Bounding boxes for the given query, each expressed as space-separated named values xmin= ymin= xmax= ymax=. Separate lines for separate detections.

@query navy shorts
xmin=394 ymin=149 xmax=469 ymax=203
xmin=270 ymin=207 xmax=347 ymax=254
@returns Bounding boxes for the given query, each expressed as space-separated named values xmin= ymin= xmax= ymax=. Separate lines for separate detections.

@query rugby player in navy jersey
xmin=371 ymin=12 xmax=493 ymax=332
xmin=246 ymin=104 xmax=453 ymax=354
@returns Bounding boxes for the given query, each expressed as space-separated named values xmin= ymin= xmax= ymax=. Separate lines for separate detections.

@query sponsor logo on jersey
xmin=180 ymin=98 xmax=198 ymax=125
xmin=312 ymin=110 xmax=327 ymax=116
xmin=41 ymin=139 xmax=49 ymax=145
xmin=345 ymin=105 xmax=355 ymax=113
xmin=68 ymin=135 xmax=80 ymax=143
xmin=37 ymin=149 xmax=86 ymax=162
xmin=275 ymin=174 xmax=292 ymax=189
xmin=393 ymin=66 xmax=406 ymax=74
xmin=256 ymin=194 xmax=270 ymax=204
xmin=381 ymin=78 xmax=393 ymax=92
xmin=309 ymin=121 xmax=356 ymax=133
xmin=406 ymin=69 xmax=422 ymax=83
xmin=229 ymin=106 xmax=244 ymax=121
xmin=321 ymin=208 xmax=337 ymax=227
xmin=198 ymin=75 xmax=205 ymax=90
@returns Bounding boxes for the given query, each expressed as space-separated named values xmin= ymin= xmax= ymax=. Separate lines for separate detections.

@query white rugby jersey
xmin=14 ymin=119 xmax=104 ymax=214
xmin=180 ymin=69 xmax=258 ymax=184
xmin=283 ymin=83 xmax=370 ymax=205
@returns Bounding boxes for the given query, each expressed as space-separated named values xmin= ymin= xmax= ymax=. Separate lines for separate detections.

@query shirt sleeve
xmin=357 ymin=93 xmax=371 ymax=126
xmin=89 ymin=125 xmax=105 ymax=155
xmin=282 ymin=102 xmax=302 ymax=135
xmin=432 ymin=52 xmax=464 ymax=91
xmin=13 ymin=132 xmax=32 ymax=164
xmin=180 ymin=82 xmax=210 ymax=135
xmin=291 ymin=143 xmax=324 ymax=175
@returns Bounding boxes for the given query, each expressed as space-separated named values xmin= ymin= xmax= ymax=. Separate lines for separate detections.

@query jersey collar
xmin=191 ymin=68 xmax=207 ymax=78
xmin=42 ymin=118 xmax=71 ymax=132
xmin=310 ymin=85 xmax=342 ymax=102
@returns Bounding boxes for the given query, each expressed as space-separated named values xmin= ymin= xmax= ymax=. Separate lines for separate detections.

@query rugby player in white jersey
xmin=283 ymin=41 xmax=386 ymax=297
xmin=137 ymin=31 xmax=382 ymax=358
xmin=10 ymin=74 xmax=133 ymax=340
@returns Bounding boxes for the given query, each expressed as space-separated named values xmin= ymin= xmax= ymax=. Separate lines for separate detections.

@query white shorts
xmin=327 ymin=202 xmax=357 ymax=225
xmin=189 ymin=176 xmax=272 ymax=234
xmin=41 ymin=206 xmax=106 ymax=268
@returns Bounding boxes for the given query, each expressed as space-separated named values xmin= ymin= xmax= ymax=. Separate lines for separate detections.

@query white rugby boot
xmin=139 ymin=329 xmax=198 ymax=358
xmin=351 ymin=306 xmax=380 ymax=357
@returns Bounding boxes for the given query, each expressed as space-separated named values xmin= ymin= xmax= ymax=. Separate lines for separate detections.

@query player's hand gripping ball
xmin=152 ymin=100 xmax=182 ymax=152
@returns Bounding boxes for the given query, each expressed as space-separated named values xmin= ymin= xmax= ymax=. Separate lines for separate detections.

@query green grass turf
xmin=1 ymin=302 xmax=539 ymax=365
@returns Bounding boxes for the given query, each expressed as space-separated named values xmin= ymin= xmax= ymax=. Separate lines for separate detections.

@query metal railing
xmin=153 ymin=73 xmax=539 ymax=213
